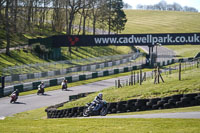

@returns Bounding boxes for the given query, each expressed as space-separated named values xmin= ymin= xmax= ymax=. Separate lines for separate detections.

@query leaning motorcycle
xmin=83 ymin=100 xmax=108 ymax=117
xmin=10 ymin=93 xmax=17 ymax=103
xmin=37 ymin=87 xmax=44 ymax=95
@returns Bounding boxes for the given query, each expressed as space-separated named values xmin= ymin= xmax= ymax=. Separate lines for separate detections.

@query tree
xmin=66 ymin=0 xmax=82 ymax=35
xmin=172 ymin=2 xmax=182 ymax=11
xmin=0 ymin=0 xmax=6 ymax=23
xmin=91 ymin=0 xmax=104 ymax=35
xmin=157 ymin=0 xmax=167 ymax=11
xmin=136 ymin=0 xmax=198 ymax=12
xmin=52 ymin=0 xmax=65 ymax=32
xmin=123 ymin=2 xmax=132 ymax=9
xmin=108 ymin=0 xmax=111 ymax=34
xmin=80 ymin=0 xmax=91 ymax=35
xmin=65 ymin=0 xmax=83 ymax=54
xmin=110 ymin=0 xmax=127 ymax=34
xmin=5 ymin=0 xmax=11 ymax=55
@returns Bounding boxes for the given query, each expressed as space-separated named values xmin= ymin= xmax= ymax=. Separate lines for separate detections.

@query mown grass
xmin=0 ymin=49 xmax=46 ymax=75
xmin=165 ymin=45 xmax=200 ymax=58
xmin=60 ymin=67 xmax=200 ymax=109
xmin=3 ymin=105 xmax=200 ymax=120
xmin=123 ymin=10 xmax=200 ymax=34
xmin=1 ymin=105 xmax=200 ymax=133
xmin=1 ymin=117 xmax=200 ymax=133
xmin=0 ymin=46 xmax=133 ymax=76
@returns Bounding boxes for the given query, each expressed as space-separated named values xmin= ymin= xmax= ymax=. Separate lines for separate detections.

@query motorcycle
xmin=10 ymin=93 xmax=17 ymax=103
xmin=83 ymin=100 xmax=108 ymax=117
xmin=62 ymin=84 xmax=67 ymax=91
xmin=37 ymin=87 xmax=44 ymax=95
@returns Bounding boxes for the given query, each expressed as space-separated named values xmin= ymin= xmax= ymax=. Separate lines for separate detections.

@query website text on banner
xmin=29 ymin=33 xmax=200 ymax=47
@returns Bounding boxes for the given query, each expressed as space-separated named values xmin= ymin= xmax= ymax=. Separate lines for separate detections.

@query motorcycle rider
xmin=37 ymin=82 xmax=45 ymax=95
xmin=61 ymin=80 xmax=68 ymax=91
xmin=10 ymin=89 xmax=19 ymax=102
xmin=92 ymin=93 xmax=103 ymax=111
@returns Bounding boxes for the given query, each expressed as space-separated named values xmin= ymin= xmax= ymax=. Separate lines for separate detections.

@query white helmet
xmin=98 ymin=93 xmax=103 ymax=99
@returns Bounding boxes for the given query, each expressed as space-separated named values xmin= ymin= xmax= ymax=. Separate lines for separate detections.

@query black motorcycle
xmin=83 ymin=101 xmax=108 ymax=117
xmin=37 ymin=87 xmax=44 ymax=95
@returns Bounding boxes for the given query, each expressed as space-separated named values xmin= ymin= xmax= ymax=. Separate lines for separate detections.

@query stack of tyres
xmin=135 ymin=99 xmax=149 ymax=111
xmin=77 ymin=106 xmax=84 ymax=117
xmin=194 ymin=94 xmax=200 ymax=105
xmin=181 ymin=93 xmax=198 ymax=107
xmin=125 ymin=99 xmax=137 ymax=112
xmin=107 ymin=102 xmax=117 ymax=114
xmin=63 ymin=110 xmax=69 ymax=117
xmin=116 ymin=101 xmax=127 ymax=113
xmin=45 ymin=93 xmax=200 ymax=118
xmin=67 ymin=108 xmax=73 ymax=118
xmin=146 ymin=98 xmax=161 ymax=110
xmin=58 ymin=110 xmax=64 ymax=118
xmin=70 ymin=107 xmax=78 ymax=117
xmin=155 ymin=100 xmax=167 ymax=109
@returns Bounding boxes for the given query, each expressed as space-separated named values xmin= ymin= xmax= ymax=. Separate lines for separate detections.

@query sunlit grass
xmin=165 ymin=45 xmax=200 ymax=58
xmin=123 ymin=10 xmax=200 ymax=34
xmin=60 ymin=67 xmax=200 ymax=109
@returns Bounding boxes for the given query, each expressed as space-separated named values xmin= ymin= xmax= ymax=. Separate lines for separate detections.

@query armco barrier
xmin=45 ymin=93 xmax=200 ymax=118
xmin=4 ymin=53 xmax=140 ymax=84
xmin=2 ymin=57 xmax=197 ymax=97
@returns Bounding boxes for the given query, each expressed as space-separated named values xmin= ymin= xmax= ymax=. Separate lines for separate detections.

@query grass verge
xmin=1 ymin=106 xmax=200 ymax=133
xmin=60 ymin=67 xmax=200 ymax=109
xmin=1 ymin=118 xmax=200 ymax=133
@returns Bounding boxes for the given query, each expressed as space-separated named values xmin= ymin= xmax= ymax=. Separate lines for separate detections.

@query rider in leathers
xmin=11 ymin=89 xmax=19 ymax=101
xmin=92 ymin=93 xmax=103 ymax=111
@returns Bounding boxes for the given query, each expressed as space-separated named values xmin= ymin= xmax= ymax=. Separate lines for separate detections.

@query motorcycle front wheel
xmin=100 ymin=107 xmax=107 ymax=116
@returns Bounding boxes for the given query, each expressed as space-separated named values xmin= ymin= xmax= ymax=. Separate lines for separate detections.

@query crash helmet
xmin=98 ymin=93 xmax=103 ymax=99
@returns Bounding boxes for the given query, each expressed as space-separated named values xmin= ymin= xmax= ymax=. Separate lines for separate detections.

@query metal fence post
xmin=179 ymin=63 xmax=181 ymax=81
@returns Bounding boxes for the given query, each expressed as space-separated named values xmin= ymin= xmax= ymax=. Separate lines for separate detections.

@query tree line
xmin=136 ymin=0 xmax=199 ymax=13
xmin=0 ymin=0 xmax=127 ymax=55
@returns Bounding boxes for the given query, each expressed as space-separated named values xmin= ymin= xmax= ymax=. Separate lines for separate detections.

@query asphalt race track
xmin=0 ymin=77 xmax=118 ymax=117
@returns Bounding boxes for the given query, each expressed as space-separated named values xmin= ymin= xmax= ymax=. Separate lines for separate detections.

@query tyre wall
xmin=46 ymin=93 xmax=200 ymax=118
